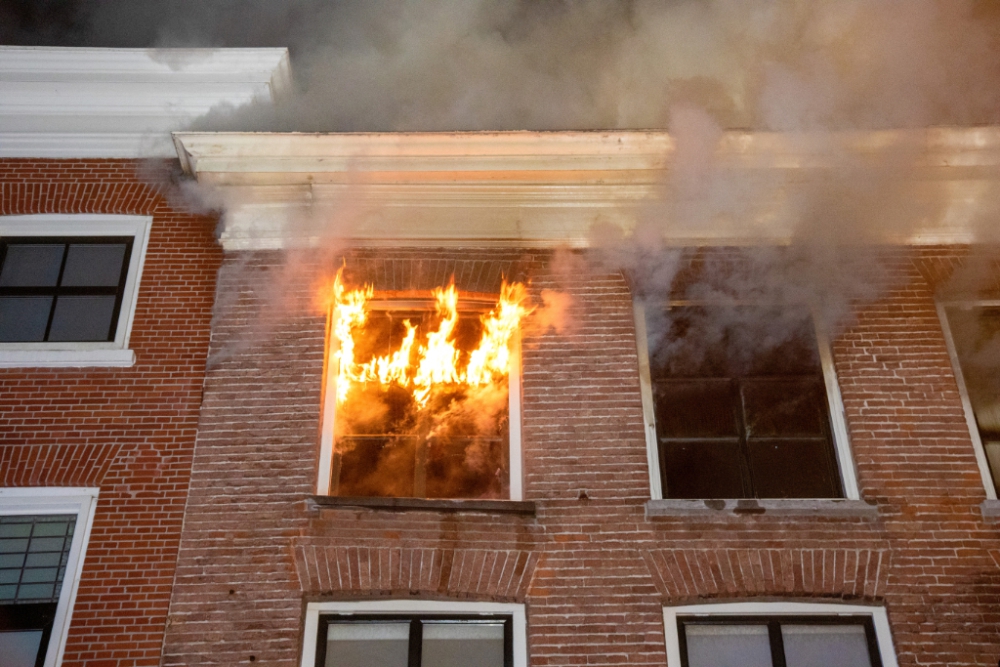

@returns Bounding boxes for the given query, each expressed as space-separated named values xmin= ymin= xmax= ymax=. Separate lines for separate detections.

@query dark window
xmin=0 ymin=515 xmax=76 ymax=667
xmin=317 ymin=615 xmax=512 ymax=667
xmin=678 ymin=615 xmax=883 ymax=667
xmin=945 ymin=306 xmax=1000 ymax=493
xmin=0 ymin=237 xmax=133 ymax=343
xmin=651 ymin=306 xmax=842 ymax=499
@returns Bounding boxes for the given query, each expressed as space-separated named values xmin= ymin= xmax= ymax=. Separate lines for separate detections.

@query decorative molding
xmin=290 ymin=543 xmax=538 ymax=601
xmin=642 ymin=548 xmax=891 ymax=602
xmin=0 ymin=46 xmax=290 ymax=158
xmin=171 ymin=127 xmax=1000 ymax=249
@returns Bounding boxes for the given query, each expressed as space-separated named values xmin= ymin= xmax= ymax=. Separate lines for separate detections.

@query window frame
xmin=663 ymin=601 xmax=898 ymax=667
xmin=936 ymin=299 xmax=1000 ymax=500
xmin=0 ymin=215 xmax=151 ymax=368
xmin=317 ymin=296 xmax=525 ymax=501
xmin=634 ymin=301 xmax=859 ymax=501
xmin=0 ymin=487 xmax=99 ymax=667
xmin=300 ymin=600 xmax=527 ymax=667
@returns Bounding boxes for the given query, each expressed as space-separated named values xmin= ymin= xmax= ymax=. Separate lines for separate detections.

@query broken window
xmin=648 ymin=305 xmax=843 ymax=499
xmin=942 ymin=305 xmax=1000 ymax=494
xmin=320 ymin=276 xmax=527 ymax=500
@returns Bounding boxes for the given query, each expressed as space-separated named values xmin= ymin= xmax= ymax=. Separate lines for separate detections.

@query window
xmin=636 ymin=304 xmax=857 ymax=500
xmin=0 ymin=488 xmax=98 ymax=667
xmin=317 ymin=279 xmax=526 ymax=501
xmin=664 ymin=602 xmax=898 ymax=667
xmin=301 ymin=601 xmax=527 ymax=667
xmin=0 ymin=215 xmax=151 ymax=368
xmin=939 ymin=302 xmax=1000 ymax=497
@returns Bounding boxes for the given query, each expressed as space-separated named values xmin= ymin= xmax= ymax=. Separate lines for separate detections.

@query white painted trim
xmin=936 ymin=301 xmax=1000 ymax=499
xmin=0 ymin=486 xmax=100 ymax=667
xmin=663 ymin=601 xmax=897 ymax=667
xmin=0 ymin=214 xmax=151 ymax=368
xmin=636 ymin=302 xmax=859 ymax=500
xmin=301 ymin=600 xmax=527 ymax=667
xmin=316 ymin=300 xmax=525 ymax=500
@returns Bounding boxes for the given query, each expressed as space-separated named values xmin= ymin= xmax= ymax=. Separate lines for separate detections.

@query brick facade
xmin=161 ymin=246 xmax=1000 ymax=666
xmin=0 ymin=159 xmax=221 ymax=667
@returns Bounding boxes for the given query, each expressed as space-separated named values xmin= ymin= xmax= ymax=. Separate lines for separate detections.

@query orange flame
xmin=329 ymin=272 xmax=532 ymax=408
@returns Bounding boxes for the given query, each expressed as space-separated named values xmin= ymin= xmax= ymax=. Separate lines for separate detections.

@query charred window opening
xmin=325 ymin=276 xmax=528 ymax=500
xmin=650 ymin=305 xmax=843 ymax=499
xmin=944 ymin=305 xmax=1000 ymax=493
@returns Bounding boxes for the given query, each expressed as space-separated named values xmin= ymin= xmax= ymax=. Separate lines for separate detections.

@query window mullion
xmin=769 ymin=620 xmax=788 ymax=667
xmin=42 ymin=242 xmax=70 ymax=341
xmin=735 ymin=379 xmax=755 ymax=498
xmin=409 ymin=618 xmax=422 ymax=667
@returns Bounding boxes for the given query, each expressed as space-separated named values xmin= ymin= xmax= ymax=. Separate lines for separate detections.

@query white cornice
xmin=172 ymin=128 xmax=1000 ymax=249
xmin=0 ymin=47 xmax=290 ymax=158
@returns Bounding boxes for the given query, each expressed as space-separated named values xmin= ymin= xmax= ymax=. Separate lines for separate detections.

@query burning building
xmin=2 ymin=44 xmax=1000 ymax=667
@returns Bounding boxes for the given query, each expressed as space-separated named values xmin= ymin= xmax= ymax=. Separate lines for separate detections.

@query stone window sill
xmin=980 ymin=499 xmax=1000 ymax=520
xmin=309 ymin=495 xmax=536 ymax=515
xmin=645 ymin=498 xmax=878 ymax=519
xmin=0 ymin=349 xmax=136 ymax=368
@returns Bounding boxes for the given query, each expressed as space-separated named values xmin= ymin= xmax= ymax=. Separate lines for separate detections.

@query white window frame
xmin=663 ymin=601 xmax=898 ymax=667
xmin=0 ymin=214 xmax=152 ymax=368
xmin=0 ymin=486 xmax=99 ymax=667
xmin=316 ymin=299 xmax=525 ymax=501
xmin=634 ymin=302 xmax=860 ymax=500
xmin=936 ymin=300 xmax=1000 ymax=500
xmin=301 ymin=599 xmax=527 ymax=667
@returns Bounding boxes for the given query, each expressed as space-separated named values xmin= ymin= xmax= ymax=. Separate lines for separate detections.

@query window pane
xmin=0 ymin=297 xmax=53 ymax=342
xmin=984 ymin=441 xmax=1000 ymax=492
xmin=749 ymin=440 xmax=839 ymax=498
xmin=0 ymin=516 xmax=74 ymax=604
xmin=663 ymin=440 xmax=746 ymax=499
xmin=48 ymin=295 xmax=116 ymax=342
xmin=325 ymin=622 xmax=410 ymax=667
xmin=654 ymin=381 xmax=738 ymax=438
xmin=421 ymin=621 xmax=505 ymax=667
xmin=781 ymin=624 xmax=872 ymax=667
xmin=61 ymin=244 xmax=127 ymax=287
xmin=0 ymin=245 xmax=64 ymax=287
xmin=0 ymin=630 xmax=44 ymax=667
xmin=742 ymin=381 xmax=826 ymax=437
xmin=334 ymin=437 xmax=417 ymax=497
xmin=684 ymin=624 xmax=773 ymax=667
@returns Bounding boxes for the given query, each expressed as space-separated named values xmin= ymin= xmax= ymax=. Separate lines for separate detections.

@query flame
xmin=328 ymin=271 xmax=532 ymax=408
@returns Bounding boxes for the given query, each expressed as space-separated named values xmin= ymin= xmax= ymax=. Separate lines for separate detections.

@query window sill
xmin=0 ymin=349 xmax=136 ymax=368
xmin=980 ymin=499 xmax=1000 ymax=520
xmin=645 ymin=498 xmax=878 ymax=519
xmin=309 ymin=495 xmax=536 ymax=515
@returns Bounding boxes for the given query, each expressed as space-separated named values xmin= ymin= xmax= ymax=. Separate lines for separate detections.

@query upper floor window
xmin=317 ymin=275 xmax=527 ymax=501
xmin=636 ymin=304 xmax=858 ymax=500
xmin=939 ymin=302 xmax=1000 ymax=497
xmin=0 ymin=215 xmax=151 ymax=368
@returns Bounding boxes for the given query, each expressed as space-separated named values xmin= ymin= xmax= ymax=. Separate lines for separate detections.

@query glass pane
xmin=61 ymin=244 xmax=127 ymax=287
xmin=663 ymin=440 xmax=746 ymax=499
xmin=782 ymin=624 xmax=872 ymax=667
xmin=421 ymin=621 xmax=505 ymax=667
xmin=743 ymin=381 xmax=827 ymax=437
xmin=325 ymin=622 xmax=410 ymax=667
xmin=749 ymin=440 xmax=839 ymax=498
xmin=0 ymin=297 xmax=53 ymax=342
xmin=0 ymin=244 xmax=64 ymax=286
xmin=48 ymin=295 xmax=116 ymax=342
xmin=0 ymin=516 xmax=75 ymax=604
xmin=984 ymin=441 xmax=1000 ymax=492
xmin=654 ymin=381 xmax=738 ymax=437
xmin=0 ymin=630 xmax=44 ymax=667
xmin=334 ymin=436 xmax=417 ymax=497
xmin=685 ymin=624 xmax=773 ymax=667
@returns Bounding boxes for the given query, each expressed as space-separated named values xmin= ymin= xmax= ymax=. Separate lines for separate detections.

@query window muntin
xmin=648 ymin=305 xmax=843 ymax=499
xmin=941 ymin=304 xmax=1000 ymax=495
xmin=0 ymin=237 xmax=133 ymax=343
xmin=678 ymin=616 xmax=881 ymax=667
xmin=316 ymin=615 xmax=512 ymax=667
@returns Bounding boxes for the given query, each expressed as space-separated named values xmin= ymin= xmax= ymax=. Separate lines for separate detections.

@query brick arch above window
xmin=290 ymin=543 xmax=538 ymax=602
xmin=642 ymin=548 xmax=891 ymax=603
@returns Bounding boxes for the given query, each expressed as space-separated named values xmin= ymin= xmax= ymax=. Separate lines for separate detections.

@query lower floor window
xmin=318 ymin=615 xmax=511 ymax=667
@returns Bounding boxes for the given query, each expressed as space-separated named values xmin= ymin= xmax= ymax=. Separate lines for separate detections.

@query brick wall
xmin=0 ymin=159 xmax=221 ymax=667
xmin=162 ymin=246 xmax=1000 ymax=666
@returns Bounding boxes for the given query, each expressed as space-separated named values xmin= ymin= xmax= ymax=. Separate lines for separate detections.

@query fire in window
xmin=649 ymin=305 xmax=843 ymax=499
xmin=944 ymin=305 xmax=1000 ymax=493
xmin=323 ymin=273 xmax=529 ymax=500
